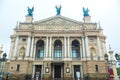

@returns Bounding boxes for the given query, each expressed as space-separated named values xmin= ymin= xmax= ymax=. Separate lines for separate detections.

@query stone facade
xmin=4 ymin=15 xmax=108 ymax=80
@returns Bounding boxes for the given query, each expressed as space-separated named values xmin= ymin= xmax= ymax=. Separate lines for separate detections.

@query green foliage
xmin=116 ymin=67 xmax=120 ymax=75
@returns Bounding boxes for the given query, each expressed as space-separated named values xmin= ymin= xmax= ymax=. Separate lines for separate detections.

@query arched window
xmin=36 ymin=40 xmax=44 ymax=58
xmin=72 ymin=40 xmax=80 ymax=58
xmin=54 ymin=40 xmax=62 ymax=58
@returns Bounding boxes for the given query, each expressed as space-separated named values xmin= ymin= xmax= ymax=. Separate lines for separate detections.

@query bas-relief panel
xmin=35 ymin=17 xmax=81 ymax=25
xmin=34 ymin=17 xmax=82 ymax=30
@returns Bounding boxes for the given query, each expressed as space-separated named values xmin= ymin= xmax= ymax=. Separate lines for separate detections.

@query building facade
xmin=5 ymin=11 xmax=108 ymax=80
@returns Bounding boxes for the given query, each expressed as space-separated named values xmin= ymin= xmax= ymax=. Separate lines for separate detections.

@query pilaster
xmin=13 ymin=35 xmax=19 ymax=59
xmin=25 ymin=36 xmax=31 ymax=60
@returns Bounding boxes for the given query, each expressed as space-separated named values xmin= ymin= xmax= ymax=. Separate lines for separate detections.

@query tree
xmin=116 ymin=67 xmax=120 ymax=77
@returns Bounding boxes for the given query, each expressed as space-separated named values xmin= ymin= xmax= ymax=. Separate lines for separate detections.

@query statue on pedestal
xmin=83 ymin=7 xmax=90 ymax=16
xmin=55 ymin=5 xmax=61 ymax=15
xmin=27 ymin=6 xmax=34 ymax=17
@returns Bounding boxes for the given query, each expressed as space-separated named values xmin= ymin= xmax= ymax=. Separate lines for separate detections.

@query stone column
xmin=25 ymin=36 xmax=31 ymax=59
xmin=46 ymin=36 xmax=48 ymax=58
xmin=80 ymin=65 xmax=83 ymax=79
xmin=13 ymin=36 xmax=19 ymax=58
xmin=32 ymin=65 xmax=35 ymax=79
xmin=41 ymin=65 xmax=43 ymax=78
xmin=109 ymin=50 xmax=118 ymax=80
xmin=64 ymin=36 xmax=67 ymax=58
xmin=72 ymin=65 xmax=74 ymax=78
xmin=9 ymin=41 xmax=14 ymax=59
xmin=80 ymin=45 xmax=82 ymax=59
xmin=97 ymin=36 xmax=102 ymax=60
xmin=33 ymin=45 xmax=36 ymax=60
xmin=49 ymin=36 xmax=52 ymax=58
xmin=82 ymin=36 xmax=85 ymax=59
xmin=30 ymin=36 xmax=34 ymax=59
xmin=67 ymin=37 xmax=70 ymax=58
xmin=85 ymin=36 xmax=90 ymax=60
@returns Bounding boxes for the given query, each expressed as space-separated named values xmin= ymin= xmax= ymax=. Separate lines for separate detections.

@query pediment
xmin=34 ymin=15 xmax=82 ymax=26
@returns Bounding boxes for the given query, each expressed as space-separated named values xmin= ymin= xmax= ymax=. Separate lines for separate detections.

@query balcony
xmin=35 ymin=58 xmax=43 ymax=61
xmin=34 ymin=57 xmax=81 ymax=61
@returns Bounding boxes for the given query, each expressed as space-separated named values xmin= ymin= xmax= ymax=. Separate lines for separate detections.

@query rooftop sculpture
xmin=27 ymin=6 xmax=34 ymax=17
xmin=83 ymin=7 xmax=90 ymax=16
xmin=55 ymin=5 xmax=61 ymax=15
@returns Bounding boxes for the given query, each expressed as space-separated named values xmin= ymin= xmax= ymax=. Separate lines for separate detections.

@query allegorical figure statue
xmin=55 ymin=5 xmax=61 ymax=15
xmin=83 ymin=7 xmax=90 ymax=16
xmin=27 ymin=6 xmax=34 ymax=17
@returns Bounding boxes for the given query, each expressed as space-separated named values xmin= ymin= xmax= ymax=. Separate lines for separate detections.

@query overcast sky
xmin=0 ymin=0 xmax=120 ymax=57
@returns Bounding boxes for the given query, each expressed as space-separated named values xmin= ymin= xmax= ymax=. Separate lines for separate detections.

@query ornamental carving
xmin=34 ymin=16 xmax=81 ymax=26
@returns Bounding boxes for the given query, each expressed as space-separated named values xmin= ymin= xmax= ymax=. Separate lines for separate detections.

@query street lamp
xmin=0 ymin=53 xmax=7 ymax=80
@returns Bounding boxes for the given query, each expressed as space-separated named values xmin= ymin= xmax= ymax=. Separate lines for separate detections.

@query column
xmin=9 ymin=41 xmax=14 ymax=59
xmin=64 ymin=37 xmax=67 ymax=58
xmin=97 ymin=36 xmax=102 ymax=60
xmin=30 ymin=36 xmax=34 ymax=58
xmin=32 ymin=65 xmax=35 ymax=79
xmin=41 ymin=65 xmax=43 ymax=78
xmin=49 ymin=36 xmax=52 ymax=58
xmin=82 ymin=36 xmax=85 ymax=58
xmin=26 ymin=36 xmax=31 ymax=58
xmin=33 ymin=45 xmax=36 ymax=59
xmin=72 ymin=65 xmax=74 ymax=78
xmin=61 ymin=66 xmax=63 ymax=78
xmin=85 ymin=36 xmax=90 ymax=59
xmin=80 ymin=65 xmax=83 ymax=79
xmin=80 ymin=46 xmax=82 ymax=59
xmin=13 ymin=36 xmax=19 ymax=58
xmin=46 ymin=36 xmax=48 ymax=57
xmin=67 ymin=37 xmax=70 ymax=58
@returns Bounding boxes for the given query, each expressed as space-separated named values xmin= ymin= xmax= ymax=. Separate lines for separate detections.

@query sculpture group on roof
xmin=27 ymin=6 xmax=34 ymax=17
xmin=26 ymin=6 xmax=90 ymax=17
xmin=83 ymin=7 xmax=90 ymax=16
xmin=55 ymin=5 xmax=62 ymax=15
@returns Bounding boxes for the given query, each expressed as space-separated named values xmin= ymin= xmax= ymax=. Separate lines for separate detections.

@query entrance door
xmin=54 ymin=65 xmax=61 ymax=78
xmin=35 ymin=65 xmax=41 ymax=78
xmin=74 ymin=65 xmax=80 ymax=78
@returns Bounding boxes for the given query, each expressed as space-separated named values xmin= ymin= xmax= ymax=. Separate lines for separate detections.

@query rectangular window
xmin=16 ymin=64 xmax=20 ymax=71
xmin=95 ymin=65 xmax=98 ymax=72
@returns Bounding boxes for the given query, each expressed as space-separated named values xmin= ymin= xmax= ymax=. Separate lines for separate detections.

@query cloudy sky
xmin=0 ymin=0 xmax=120 ymax=57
